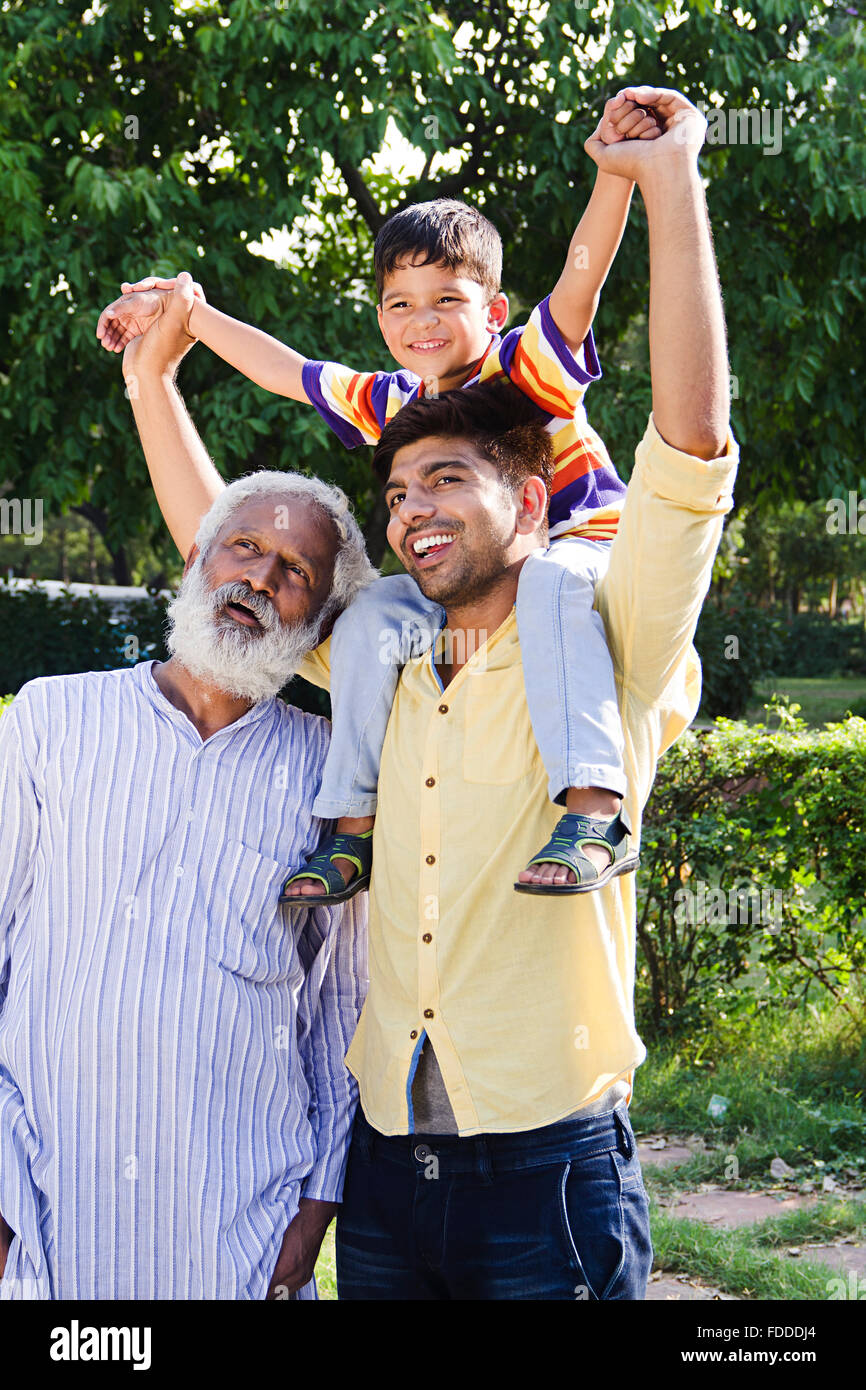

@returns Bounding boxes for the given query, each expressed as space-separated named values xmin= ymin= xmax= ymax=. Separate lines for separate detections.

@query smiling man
xmin=0 ymin=315 xmax=376 ymax=1299
xmin=95 ymin=85 xmax=739 ymax=1300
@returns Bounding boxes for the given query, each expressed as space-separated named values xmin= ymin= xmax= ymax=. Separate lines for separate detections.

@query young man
xmin=113 ymin=84 xmax=737 ymax=1299
xmin=96 ymin=94 xmax=666 ymax=903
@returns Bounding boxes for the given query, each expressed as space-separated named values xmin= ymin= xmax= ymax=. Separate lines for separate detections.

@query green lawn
xmin=747 ymin=676 xmax=866 ymax=725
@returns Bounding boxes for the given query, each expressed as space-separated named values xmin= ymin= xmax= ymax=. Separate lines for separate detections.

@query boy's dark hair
xmin=373 ymin=199 xmax=503 ymax=304
xmin=372 ymin=379 xmax=554 ymax=511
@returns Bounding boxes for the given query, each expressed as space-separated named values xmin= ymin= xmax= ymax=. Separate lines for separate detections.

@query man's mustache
xmin=208 ymin=579 xmax=276 ymax=631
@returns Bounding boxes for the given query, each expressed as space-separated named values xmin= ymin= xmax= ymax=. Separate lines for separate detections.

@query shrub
xmin=636 ymin=707 xmax=866 ymax=1039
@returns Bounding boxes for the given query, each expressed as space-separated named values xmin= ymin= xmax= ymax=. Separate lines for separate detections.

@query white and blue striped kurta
xmin=0 ymin=661 xmax=367 ymax=1299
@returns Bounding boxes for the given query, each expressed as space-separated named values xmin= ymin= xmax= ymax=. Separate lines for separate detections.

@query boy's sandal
xmin=279 ymin=830 xmax=373 ymax=907
xmin=513 ymin=810 xmax=639 ymax=896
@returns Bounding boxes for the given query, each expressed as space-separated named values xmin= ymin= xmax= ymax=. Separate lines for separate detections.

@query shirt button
xmin=425 ymin=777 xmax=435 ymax=788
xmin=438 ymin=704 xmax=449 ymax=714
xmin=425 ymin=854 xmax=436 ymax=865
xmin=422 ymin=933 xmax=432 ymax=943
xmin=410 ymin=1030 xmax=418 ymax=1040
xmin=414 ymin=1144 xmax=432 ymax=1162
xmin=423 ymin=1008 xmax=434 ymax=1019
xmin=175 ymin=866 xmax=184 ymax=878
xmin=187 ymin=807 xmax=195 ymax=821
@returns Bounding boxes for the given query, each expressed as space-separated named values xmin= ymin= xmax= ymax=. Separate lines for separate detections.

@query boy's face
xmin=377 ymin=259 xmax=508 ymax=391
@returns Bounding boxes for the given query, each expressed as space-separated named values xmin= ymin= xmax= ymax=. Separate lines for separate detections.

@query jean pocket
xmin=559 ymin=1143 xmax=652 ymax=1300
xmin=205 ymin=839 xmax=295 ymax=984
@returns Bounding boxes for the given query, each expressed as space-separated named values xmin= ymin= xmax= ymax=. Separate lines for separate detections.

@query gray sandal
xmin=514 ymin=810 xmax=639 ymax=895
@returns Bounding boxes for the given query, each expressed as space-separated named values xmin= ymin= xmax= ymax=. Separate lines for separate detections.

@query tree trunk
xmin=71 ymin=503 xmax=133 ymax=587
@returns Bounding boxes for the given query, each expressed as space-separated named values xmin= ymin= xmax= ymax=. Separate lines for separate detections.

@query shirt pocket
xmin=206 ymin=838 xmax=296 ymax=985
xmin=462 ymin=667 xmax=537 ymax=785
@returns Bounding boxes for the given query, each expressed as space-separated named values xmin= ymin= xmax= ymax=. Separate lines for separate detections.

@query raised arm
xmin=99 ymin=276 xmax=311 ymax=404
xmin=122 ymin=273 xmax=227 ymax=560
xmin=585 ymin=87 xmax=729 ymax=458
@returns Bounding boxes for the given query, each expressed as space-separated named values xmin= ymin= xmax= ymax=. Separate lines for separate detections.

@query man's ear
xmin=515 ymin=476 xmax=548 ymax=535
xmin=182 ymin=541 xmax=200 ymax=578
xmin=486 ymin=293 xmax=509 ymax=334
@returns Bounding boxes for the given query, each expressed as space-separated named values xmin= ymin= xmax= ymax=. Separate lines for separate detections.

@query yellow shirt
xmin=302 ymin=414 xmax=739 ymax=1135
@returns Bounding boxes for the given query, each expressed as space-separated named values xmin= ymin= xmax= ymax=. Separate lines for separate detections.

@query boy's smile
xmin=378 ymin=258 xmax=508 ymax=390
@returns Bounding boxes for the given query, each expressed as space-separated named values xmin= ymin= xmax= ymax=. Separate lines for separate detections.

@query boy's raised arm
xmin=547 ymin=93 xmax=662 ymax=352
xmin=98 ymin=274 xmax=311 ymax=404
xmin=122 ymin=274 xmax=227 ymax=560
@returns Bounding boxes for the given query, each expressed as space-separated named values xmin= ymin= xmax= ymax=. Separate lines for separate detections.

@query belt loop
xmin=614 ymin=1106 xmax=633 ymax=1159
xmin=476 ymin=1136 xmax=493 ymax=1185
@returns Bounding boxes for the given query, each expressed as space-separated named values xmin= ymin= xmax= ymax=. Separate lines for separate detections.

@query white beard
xmin=165 ymin=558 xmax=323 ymax=704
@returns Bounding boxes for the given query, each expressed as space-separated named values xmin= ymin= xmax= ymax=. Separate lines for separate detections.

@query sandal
xmin=513 ymin=810 xmax=639 ymax=895
xmin=279 ymin=829 xmax=373 ymax=906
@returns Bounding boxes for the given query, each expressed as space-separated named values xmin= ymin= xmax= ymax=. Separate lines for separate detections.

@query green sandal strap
xmin=281 ymin=830 xmax=373 ymax=897
xmin=523 ymin=812 xmax=627 ymax=887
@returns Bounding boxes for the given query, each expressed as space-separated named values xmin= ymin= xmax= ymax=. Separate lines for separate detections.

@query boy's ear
xmin=376 ymin=303 xmax=386 ymax=339
xmin=486 ymin=293 xmax=509 ymax=333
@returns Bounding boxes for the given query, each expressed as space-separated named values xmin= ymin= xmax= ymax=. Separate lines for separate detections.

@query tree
xmin=1 ymin=0 xmax=864 ymax=567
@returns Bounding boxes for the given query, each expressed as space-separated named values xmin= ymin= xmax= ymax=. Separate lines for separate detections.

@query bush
xmin=636 ymin=707 xmax=866 ymax=1039
xmin=0 ymin=581 xmax=171 ymax=693
xmin=694 ymin=600 xmax=783 ymax=718
xmin=771 ymin=612 xmax=866 ymax=679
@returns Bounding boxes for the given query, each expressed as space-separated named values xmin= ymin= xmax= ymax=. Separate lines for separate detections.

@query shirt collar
xmin=131 ymin=660 xmax=277 ymax=741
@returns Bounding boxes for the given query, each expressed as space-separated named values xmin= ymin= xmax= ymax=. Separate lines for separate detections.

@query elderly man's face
xmin=165 ymin=496 xmax=340 ymax=702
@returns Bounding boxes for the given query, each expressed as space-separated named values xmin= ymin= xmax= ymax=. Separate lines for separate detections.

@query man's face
xmin=384 ymin=435 xmax=526 ymax=608
xmin=165 ymin=496 xmax=340 ymax=702
xmin=377 ymin=259 xmax=508 ymax=390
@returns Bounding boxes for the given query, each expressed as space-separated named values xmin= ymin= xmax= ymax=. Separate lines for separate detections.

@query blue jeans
xmin=335 ymin=1104 xmax=652 ymax=1300
xmin=312 ymin=538 xmax=626 ymax=819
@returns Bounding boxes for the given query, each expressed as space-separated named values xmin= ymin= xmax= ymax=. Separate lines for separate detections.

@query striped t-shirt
xmin=302 ymin=295 xmax=626 ymax=542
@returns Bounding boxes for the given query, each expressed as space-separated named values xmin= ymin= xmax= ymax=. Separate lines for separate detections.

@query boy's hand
xmin=585 ymin=87 xmax=707 ymax=182
xmin=121 ymin=272 xmax=199 ymax=384
xmin=96 ymin=276 xmax=205 ymax=354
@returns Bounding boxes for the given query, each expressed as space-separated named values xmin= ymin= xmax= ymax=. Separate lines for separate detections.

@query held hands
xmin=96 ymin=273 xmax=205 ymax=354
xmin=585 ymin=87 xmax=707 ymax=183
xmin=119 ymin=271 xmax=202 ymax=385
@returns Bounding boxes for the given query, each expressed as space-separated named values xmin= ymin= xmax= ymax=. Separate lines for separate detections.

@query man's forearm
xmin=640 ymin=165 xmax=729 ymax=459
xmin=128 ymin=369 xmax=226 ymax=561
xmin=549 ymin=170 xmax=634 ymax=351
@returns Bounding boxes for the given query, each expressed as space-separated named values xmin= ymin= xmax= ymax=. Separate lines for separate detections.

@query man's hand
xmin=585 ymin=87 xmax=707 ymax=184
xmin=121 ymin=272 xmax=201 ymax=387
xmin=266 ymin=1198 xmax=338 ymax=1300
xmin=97 ymin=275 xmax=205 ymax=354
xmin=0 ymin=1212 xmax=14 ymax=1278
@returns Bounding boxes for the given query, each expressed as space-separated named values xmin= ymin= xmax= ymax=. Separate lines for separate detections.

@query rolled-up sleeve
xmin=296 ymin=892 xmax=368 ymax=1203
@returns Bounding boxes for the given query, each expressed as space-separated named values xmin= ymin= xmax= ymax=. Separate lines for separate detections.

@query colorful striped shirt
xmin=302 ymin=295 xmax=626 ymax=541
xmin=0 ymin=662 xmax=367 ymax=1300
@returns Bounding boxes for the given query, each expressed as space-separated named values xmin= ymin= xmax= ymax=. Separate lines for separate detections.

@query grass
xmin=649 ymin=1200 xmax=864 ymax=1300
xmin=747 ymin=676 xmax=866 ymax=726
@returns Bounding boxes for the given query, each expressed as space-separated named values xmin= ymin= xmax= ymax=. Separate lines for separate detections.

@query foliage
xmin=0 ymin=580 xmax=171 ymax=691
xmin=694 ymin=597 xmax=784 ymax=717
xmin=636 ymin=707 xmax=866 ymax=1037
xmin=0 ymin=0 xmax=864 ymax=572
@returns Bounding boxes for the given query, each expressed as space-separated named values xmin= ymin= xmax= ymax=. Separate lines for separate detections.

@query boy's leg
xmin=515 ymin=538 xmax=629 ymax=887
xmin=312 ymin=573 xmax=443 ymax=819
xmin=283 ymin=575 xmax=443 ymax=901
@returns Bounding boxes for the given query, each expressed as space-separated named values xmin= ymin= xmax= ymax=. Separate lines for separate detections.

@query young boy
xmin=97 ymin=93 xmax=663 ymax=903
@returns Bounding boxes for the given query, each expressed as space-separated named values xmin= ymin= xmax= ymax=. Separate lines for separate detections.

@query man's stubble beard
xmin=406 ymin=514 xmax=515 ymax=609
xmin=164 ymin=556 xmax=324 ymax=703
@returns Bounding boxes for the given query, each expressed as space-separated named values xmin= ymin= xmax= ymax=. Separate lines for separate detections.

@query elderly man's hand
xmin=0 ymin=1211 xmax=14 ymax=1278
xmin=585 ymin=87 xmax=707 ymax=185
xmin=121 ymin=270 xmax=201 ymax=390
xmin=266 ymin=1198 xmax=338 ymax=1299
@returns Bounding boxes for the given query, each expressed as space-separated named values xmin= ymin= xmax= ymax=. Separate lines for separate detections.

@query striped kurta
xmin=0 ymin=661 xmax=367 ymax=1300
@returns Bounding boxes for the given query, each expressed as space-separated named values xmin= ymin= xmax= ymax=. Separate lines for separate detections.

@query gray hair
xmin=193 ymin=470 xmax=378 ymax=632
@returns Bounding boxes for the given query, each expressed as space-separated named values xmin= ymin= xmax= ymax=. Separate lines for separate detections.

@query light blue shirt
xmin=0 ymin=661 xmax=367 ymax=1299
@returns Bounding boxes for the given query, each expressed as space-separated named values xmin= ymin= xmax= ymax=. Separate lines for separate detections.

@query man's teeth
xmin=413 ymin=533 xmax=455 ymax=555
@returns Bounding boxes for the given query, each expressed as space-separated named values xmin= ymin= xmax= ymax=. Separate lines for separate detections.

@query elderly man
xmin=111 ymin=85 xmax=739 ymax=1300
xmin=0 ymin=320 xmax=375 ymax=1299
